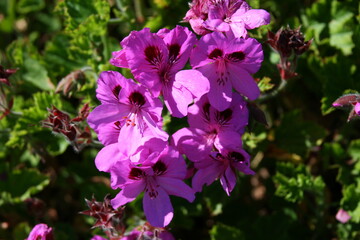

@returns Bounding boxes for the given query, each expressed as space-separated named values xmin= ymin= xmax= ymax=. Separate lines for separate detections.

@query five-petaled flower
xmin=110 ymin=26 xmax=209 ymax=117
xmin=191 ymin=31 xmax=263 ymax=111
xmin=106 ymin=141 xmax=195 ymax=227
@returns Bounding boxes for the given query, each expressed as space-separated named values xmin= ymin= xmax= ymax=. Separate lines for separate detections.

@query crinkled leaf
xmin=348 ymin=139 xmax=360 ymax=162
xmin=274 ymin=162 xmax=325 ymax=203
xmin=329 ymin=9 xmax=355 ymax=55
xmin=22 ymin=58 xmax=55 ymax=91
xmin=275 ymin=110 xmax=326 ymax=156
xmin=210 ymin=222 xmax=244 ymax=240
xmin=0 ymin=169 xmax=50 ymax=206
xmin=257 ymin=76 xmax=275 ymax=92
xmin=6 ymin=91 xmax=64 ymax=148
xmin=17 ymin=0 xmax=45 ymax=14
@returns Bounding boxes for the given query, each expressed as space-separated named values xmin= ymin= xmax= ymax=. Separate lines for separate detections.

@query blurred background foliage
xmin=0 ymin=0 xmax=359 ymax=239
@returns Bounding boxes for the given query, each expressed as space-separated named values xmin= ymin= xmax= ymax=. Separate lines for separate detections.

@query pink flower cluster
xmin=87 ymin=0 xmax=270 ymax=228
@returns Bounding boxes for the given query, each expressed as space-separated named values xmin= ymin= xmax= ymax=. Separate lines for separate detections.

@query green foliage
xmin=0 ymin=165 xmax=50 ymax=206
xmin=0 ymin=0 xmax=359 ymax=239
xmin=274 ymin=162 xmax=325 ymax=203
xmin=17 ymin=0 xmax=45 ymax=14
xmin=210 ymin=222 xmax=244 ymax=240
xmin=275 ymin=110 xmax=326 ymax=157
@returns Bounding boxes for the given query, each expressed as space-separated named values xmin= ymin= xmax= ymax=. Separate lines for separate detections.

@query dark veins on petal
xmin=228 ymin=151 xmax=245 ymax=163
xmin=227 ymin=51 xmax=245 ymax=62
xmin=114 ymin=121 xmax=121 ymax=130
xmin=168 ymin=44 xmax=181 ymax=63
xmin=216 ymin=108 xmax=233 ymax=125
xmin=145 ymin=45 xmax=162 ymax=66
xmin=202 ymin=102 xmax=211 ymax=123
xmin=209 ymin=48 xmax=223 ymax=59
xmin=112 ymin=85 xmax=121 ymax=99
xmin=129 ymin=168 xmax=145 ymax=180
xmin=152 ymin=161 xmax=167 ymax=176
xmin=129 ymin=91 xmax=146 ymax=107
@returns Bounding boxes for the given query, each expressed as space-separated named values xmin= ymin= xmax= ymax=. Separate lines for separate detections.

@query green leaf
xmin=210 ymin=222 xmax=244 ymax=240
xmin=349 ymin=139 xmax=360 ymax=161
xmin=17 ymin=0 xmax=45 ymax=14
xmin=317 ymin=55 xmax=356 ymax=115
xmin=6 ymin=92 xmax=64 ymax=148
xmin=275 ymin=110 xmax=326 ymax=156
xmin=329 ymin=10 xmax=355 ymax=55
xmin=274 ymin=162 xmax=325 ymax=203
xmin=258 ymin=76 xmax=275 ymax=92
xmin=0 ymin=168 xmax=50 ymax=206
xmin=22 ymin=58 xmax=55 ymax=91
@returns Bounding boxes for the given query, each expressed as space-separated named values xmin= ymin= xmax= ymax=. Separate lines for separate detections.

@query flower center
xmin=128 ymin=91 xmax=146 ymax=107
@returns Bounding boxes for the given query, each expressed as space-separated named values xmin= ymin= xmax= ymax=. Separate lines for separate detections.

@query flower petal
xmin=143 ymin=187 xmax=173 ymax=227
xmin=163 ymin=83 xmax=193 ymax=118
xmin=171 ymin=127 xmax=211 ymax=162
xmin=220 ymin=166 xmax=237 ymax=196
xmin=87 ymin=104 xmax=129 ymax=132
xmin=192 ymin=164 xmax=221 ymax=193
xmin=228 ymin=64 xmax=260 ymax=101
xmin=111 ymin=181 xmax=145 ymax=208
xmin=157 ymin=176 xmax=195 ymax=202
xmin=239 ymin=9 xmax=271 ymax=30
xmin=174 ymin=69 xmax=209 ymax=99
xmin=199 ymin=63 xmax=232 ymax=111
xmin=96 ymin=71 xmax=131 ymax=104
xmin=95 ymin=143 xmax=124 ymax=172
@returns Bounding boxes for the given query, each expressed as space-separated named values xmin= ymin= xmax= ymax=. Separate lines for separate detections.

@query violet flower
xmin=332 ymin=93 xmax=360 ymax=122
xmin=192 ymin=145 xmax=254 ymax=195
xmin=190 ymin=31 xmax=263 ymax=111
xmin=183 ymin=0 xmax=211 ymax=35
xmin=172 ymin=93 xmax=248 ymax=161
xmin=26 ymin=223 xmax=54 ymax=240
xmin=87 ymin=71 xmax=167 ymax=155
xmin=110 ymin=26 xmax=209 ymax=117
xmin=121 ymin=227 xmax=175 ymax=240
xmin=108 ymin=142 xmax=195 ymax=227
xmin=336 ymin=208 xmax=351 ymax=224
xmin=203 ymin=0 xmax=270 ymax=38
xmin=91 ymin=236 xmax=107 ymax=240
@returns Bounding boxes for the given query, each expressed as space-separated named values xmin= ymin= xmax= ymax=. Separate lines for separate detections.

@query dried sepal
xmin=80 ymin=195 xmax=126 ymax=238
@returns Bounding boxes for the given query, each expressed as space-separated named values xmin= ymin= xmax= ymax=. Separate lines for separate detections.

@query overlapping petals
xmin=107 ymin=143 xmax=195 ymax=227
xmin=110 ymin=26 xmax=209 ymax=117
xmin=191 ymin=31 xmax=263 ymax=110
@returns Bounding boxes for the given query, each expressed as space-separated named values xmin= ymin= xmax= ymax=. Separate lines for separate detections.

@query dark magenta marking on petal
xmin=228 ymin=151 xmax=245 ymax=163
xmin=152 ymin=161 xmax=167 ymax=176
xmin=227 ymin=51 xmax=245 ymax=62
xmin=216 ymin=108 xmax=233 ymax=124
xmin=112 ymin=85 xmax=121 ymax=99
xmin=202 ymin=102 xmax=211 ymax=122
xmin=168 ymin=44 xmax=181 ymax=63
xmin=114 ymin=121 xmax=121 ymax=130
xmin=209 ymin=48 xmax=223 ymax=59
xmin=129 ymin=168 xmax=144 ymax=180
xmin=128 ymin=91 xmax=146 ymax=107
xmin=145 ymin=45 xmax=162 ymax=65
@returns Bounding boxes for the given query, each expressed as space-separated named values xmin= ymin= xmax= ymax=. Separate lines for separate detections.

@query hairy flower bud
xmin=332 ymin=94 xmax=360 ymax=121
xmin=0 ymin=65 xmax=18 ymax=86
xmin=267 ymin=26 xmax=312 ymax=80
